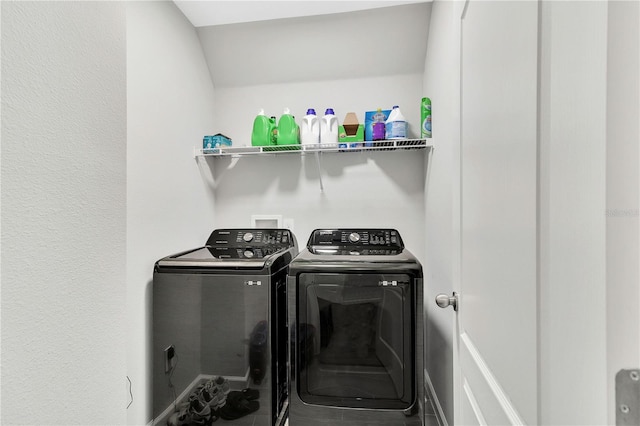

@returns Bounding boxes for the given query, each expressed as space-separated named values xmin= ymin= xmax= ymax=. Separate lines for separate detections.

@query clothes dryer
xmin=287 ymin=229 xmax=424 ymax=426
xmin=152 ymin=229 xmax=297 ymax=426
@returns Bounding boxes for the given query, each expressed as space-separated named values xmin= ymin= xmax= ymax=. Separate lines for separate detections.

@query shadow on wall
xmin=368 ymin=150 xmax=427 ymax=196
xmin=197 ymin=155 xmax=304 ymax=195
xmin=195 ymin=149 xmax=427 ymax=197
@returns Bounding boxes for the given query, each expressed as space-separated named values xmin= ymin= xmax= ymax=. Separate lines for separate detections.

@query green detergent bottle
xmin=251 ymin=109 xmax=276 ymax=147
xmin=276 ymin=107 xmax=300 ymax=149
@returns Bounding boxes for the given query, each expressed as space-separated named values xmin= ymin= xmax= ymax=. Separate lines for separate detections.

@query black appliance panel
xmin=207 ymin=228 xmax=294 ymax=248
xmin=296 ymin=272 xmax=415 ymax=410
xmin=156 ymin=229 xmax=297 ymax=272
xmin=152 ymin=229 xmax=297 ymax=426
xmin=307 ymin=229 xmax=404 ymax=251
xmin=287 ymin=228 xmax=424 ymax=426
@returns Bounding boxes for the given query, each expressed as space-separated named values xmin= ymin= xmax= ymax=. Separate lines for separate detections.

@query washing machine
xmin=152 ymin=228 xmax=297 ymax=426
xmin=287 ymin=229 xmax=424 ymax=426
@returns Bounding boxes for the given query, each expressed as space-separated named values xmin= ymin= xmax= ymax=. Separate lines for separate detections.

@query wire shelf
xmin=195 ymin=138 xmax=433 ymax=158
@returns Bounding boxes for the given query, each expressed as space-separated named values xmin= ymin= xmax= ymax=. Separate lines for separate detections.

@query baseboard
xmin=425 ymin=368 xmax=449 ymax=426
xmin=152 ymin=374 xmax=204 ymax=426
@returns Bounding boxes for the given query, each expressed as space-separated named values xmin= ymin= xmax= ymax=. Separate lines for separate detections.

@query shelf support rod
xmin=315 ymin=151 xmax=324 ymax=192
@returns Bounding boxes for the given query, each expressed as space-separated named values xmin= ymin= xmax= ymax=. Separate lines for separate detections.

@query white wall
xmin=196 ymin=3 xmax=431 ymax=88
xmin=126 ymin=2 xmax=217 ymax=424
xmin=203 ymin=3 xmax=432 ymax=260
xmin=1 ymin=2 xmax=127 ymax=424
xmin=202 ymin=149 xmax=427 ymax=263
xmin=606 ymin=1 xmax=640 ymax=424
xmin=213 ymin=74 xmax=425 ymax=143
xmin=421 ymin=0 xmax=462 ymax=424
xmin=208 ymin=73 xmax=427 ymax=263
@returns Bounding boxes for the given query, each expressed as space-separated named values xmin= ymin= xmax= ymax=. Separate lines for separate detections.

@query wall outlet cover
xmin=251 ymin=214 xmax=283 ymax=228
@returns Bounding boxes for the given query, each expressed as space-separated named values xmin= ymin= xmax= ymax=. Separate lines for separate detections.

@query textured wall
xmin=1 ymin=2 xmax=127 ymax=424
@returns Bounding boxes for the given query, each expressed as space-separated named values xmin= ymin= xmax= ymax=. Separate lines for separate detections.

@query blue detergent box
xmin=203 ymin=133 xmax=232 ymax=152
xmin=365 ymin=109 xmax=391 ymax=142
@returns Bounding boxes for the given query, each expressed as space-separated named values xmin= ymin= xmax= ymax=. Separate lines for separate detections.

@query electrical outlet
xmin=164 ymin=345 xmax=175 ymax=373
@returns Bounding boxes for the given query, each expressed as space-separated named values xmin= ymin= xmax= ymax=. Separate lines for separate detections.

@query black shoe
xmin=219 ymin=392 xmax=260 ymax=420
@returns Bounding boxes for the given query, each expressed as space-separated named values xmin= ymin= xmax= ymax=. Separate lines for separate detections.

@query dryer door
xmin=295 ymin=272 xmax=416 ymax=410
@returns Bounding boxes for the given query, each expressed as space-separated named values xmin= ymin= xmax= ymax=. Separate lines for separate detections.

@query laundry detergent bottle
xmin=320 ymin=108 xmax=338 ymax=144
xmin=276 ymin=107 xmax=300 ymax=147
xmin=385 ymin=105 xmax=407 ymax=139
xmin=251 ymin=109 xmax=275 ymax=147
xmin=300 ymin=108 xmax=320 ymax=145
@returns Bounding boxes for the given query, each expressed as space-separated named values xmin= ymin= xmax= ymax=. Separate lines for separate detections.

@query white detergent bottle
xmin=300 ymin=108 xmax=320 ymax=145
xmin=320 ymin=108 xmax=338 ymax=144
xmin=385 ymin=105 xmax=407 ymax=139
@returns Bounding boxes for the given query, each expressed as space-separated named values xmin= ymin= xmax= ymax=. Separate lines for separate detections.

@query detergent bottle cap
xmin=325 ymin=108 xmax=335 ymax=115
xmin=306 ymin=108 xmax=317 ymax=115
xmin=258 ymin=108 xmax=266 ymax=115
xmin=283 ymin=107 xmax=291 ymax=115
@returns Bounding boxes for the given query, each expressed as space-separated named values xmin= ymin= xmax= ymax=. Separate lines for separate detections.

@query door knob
xmin=435 ymin=292 xmax=458 ymax=311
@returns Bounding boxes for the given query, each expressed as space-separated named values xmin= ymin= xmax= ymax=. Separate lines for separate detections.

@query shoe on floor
xmin=213 ymin=376 xmax=231 ymax=395
xmin=167 ymin=397 xmax=214 ymax=426
xmin=219 ymin=391 xmax=260 ymax=421
xmin=198 ymin=384 xmax=225 ymax=412
xmin=228 ymin=388 xmax=260 ymax=401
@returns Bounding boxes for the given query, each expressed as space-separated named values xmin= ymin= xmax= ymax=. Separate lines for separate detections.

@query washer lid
xmin=156 ymin=246 xmax=283 ymax=269
xmin=156 ymin=228 xmax=298 ymax=270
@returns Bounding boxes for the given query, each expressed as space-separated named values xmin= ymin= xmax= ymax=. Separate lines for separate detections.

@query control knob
xmin=348 ymin=232 xmax=361 ymax=243
xmin=243 ymin=232 xmax=254 ymax=243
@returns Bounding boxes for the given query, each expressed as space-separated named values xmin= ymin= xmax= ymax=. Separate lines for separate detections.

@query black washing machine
xmin=152 ymin=229 xmax=297 ymax=426
xmin=287 ymin=229 xmax=424 ymax=426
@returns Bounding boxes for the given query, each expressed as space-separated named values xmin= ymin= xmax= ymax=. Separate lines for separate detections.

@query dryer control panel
xmin=307 ymin=229 xmax=404 ymax=249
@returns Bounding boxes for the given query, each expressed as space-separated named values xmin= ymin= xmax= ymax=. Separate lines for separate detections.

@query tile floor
xmin=159 ymin=377 xmax=443 ymax=426
xmin=282 ymin=397 xmax=442 ymax=426
xmin=285 ymin=414 xmax=440 ymax=426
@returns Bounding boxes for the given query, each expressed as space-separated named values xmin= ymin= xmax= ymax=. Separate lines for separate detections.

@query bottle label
xmin=372 ymin=122 xmax=385 ymax=140
xmin=385 ymin=121 xmax=407 ymax=139
xmin=422 ymin=116 xmax=432 ymax=138
xmin=421 ymin=97 xmax=432 ymax=138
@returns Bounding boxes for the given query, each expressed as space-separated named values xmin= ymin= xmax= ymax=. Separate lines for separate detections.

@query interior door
xmin=453 ymin=1 xmax=539 ymax=424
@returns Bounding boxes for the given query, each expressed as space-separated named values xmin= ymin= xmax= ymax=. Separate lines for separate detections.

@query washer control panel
xmin=206 ymin=229 xmax=295 ymax=249
xmin=308 ymin=229 xmax=403 ymax=249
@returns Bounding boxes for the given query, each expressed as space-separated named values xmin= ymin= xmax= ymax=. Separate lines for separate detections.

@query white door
xmin=449 ymin=1 xmax=540 ymax=424
xmin=430 ymin=1 xmax=638 ymax=425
